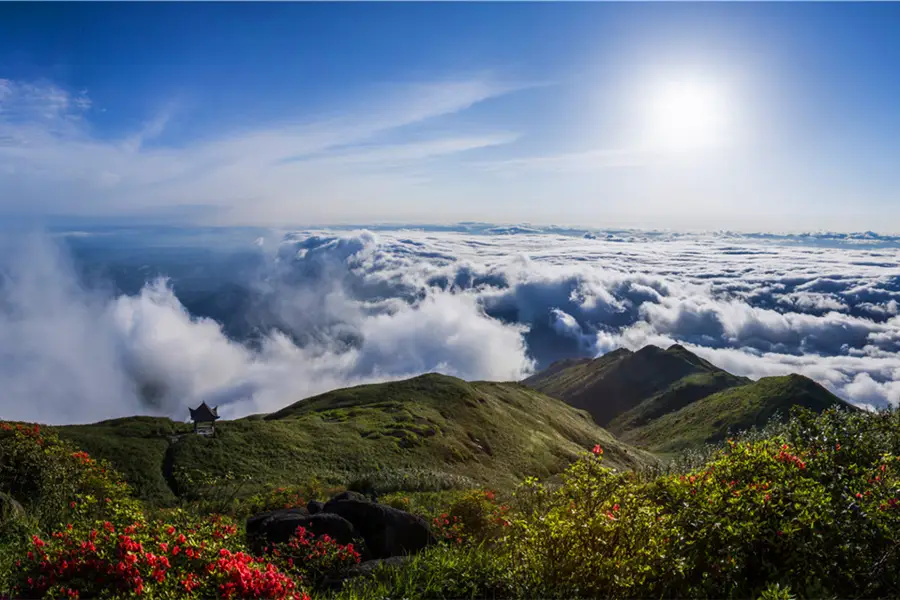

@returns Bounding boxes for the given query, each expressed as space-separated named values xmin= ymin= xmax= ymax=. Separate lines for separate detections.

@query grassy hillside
xmin=54 ymin=416 xmax=184 ymax=505
xmin=525 ymin=344 xmax=857 ymax=453
xmin=56 ymin=374 xmax=655 ymax=504
xmin=524 ymin=344 xmax=747 ymax=426
xmin=621 ymin=374 xmax=855 ymax=452
xmin=606 ymin=370 xmax=750 ymax=436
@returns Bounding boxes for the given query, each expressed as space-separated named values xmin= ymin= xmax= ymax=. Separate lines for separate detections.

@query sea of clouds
xmin=3 ymin=226 xmax=900 ymax=424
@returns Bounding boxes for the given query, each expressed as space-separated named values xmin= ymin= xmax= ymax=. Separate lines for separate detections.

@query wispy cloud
xmin=476 ymin=147 xmax=651 ymax=173
xmin=0 ymin=77 xmax=524 ymax=224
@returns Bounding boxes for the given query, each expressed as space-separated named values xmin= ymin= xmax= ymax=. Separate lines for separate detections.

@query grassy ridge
xmin=525 ymin=344 xmax=855 ymax=453
xmin=524 ymin=345 xmax=743 ymax=426
xmin=56 ymin=374 xmax=655 ymax=504
xmin=621 ymin=374 xmax=853 ymax=452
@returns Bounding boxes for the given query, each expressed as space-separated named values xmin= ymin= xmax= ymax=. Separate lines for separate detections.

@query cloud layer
xmin=3 ymin=226 xmax=900 ymax=424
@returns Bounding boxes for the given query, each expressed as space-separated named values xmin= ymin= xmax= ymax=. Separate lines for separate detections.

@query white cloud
xmin=5 ymin=226 xmax=900 ymax=424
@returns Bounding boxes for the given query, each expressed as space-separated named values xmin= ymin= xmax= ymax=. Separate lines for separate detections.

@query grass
xmin=332 ymin=543 xmax=512 ymax=600
xmin=55 ymin=374 xmax=656 ymax=504
xmin=621 ymin=374 xmax=854 ymax=452
xmin=55 ymin=416 xmax=186 ymax=505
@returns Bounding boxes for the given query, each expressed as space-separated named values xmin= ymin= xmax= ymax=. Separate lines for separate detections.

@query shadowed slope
xmin=525 ymin=344 xmax=746 ymax=427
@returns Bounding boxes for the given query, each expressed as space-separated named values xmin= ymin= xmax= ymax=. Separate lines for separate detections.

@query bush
xmin=440 ymin=490 xmax=510 ymax=544
xmin=500 ymin=410 xmax=900 ymax=599
xmin=11 ymin=513 xmax=310 ymax=599
xmin=505 ymin=450 xmax=676 ymax=598
xmin=269 ymin=525 xmax=361 ymax=586
xmin=0 ymin=422 xmax=140 ymax=533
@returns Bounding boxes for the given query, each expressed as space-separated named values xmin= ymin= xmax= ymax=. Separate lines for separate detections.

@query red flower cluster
xmin=432 ymin=513 xmax=465 ymax=544
xmin=269 ymin=525 xmax=361 ymax=583
xmin=212 ymin=548 xmax=303 ymax=599
xmin=879 ymin=498 xmax=899 ymax=511
xmin=592 ymin=444 xmax=604 ymax=456
xmin=0 ymin=422 xmax=43 ymax=442
xmin=774 ymin=445 xmax=807 ymax=470
xmin=70 ymin=451 xmax=93 ymax=465
xmin=15 ymin=517 xmax=308 ymax=600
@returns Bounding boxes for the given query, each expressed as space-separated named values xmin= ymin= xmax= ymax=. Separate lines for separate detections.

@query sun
xmin=637 ymin=76 xmax=735 ymax=153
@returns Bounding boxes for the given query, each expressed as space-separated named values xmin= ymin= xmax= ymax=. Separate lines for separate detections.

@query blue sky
xmin=1 ymin=2 xmax=899 ymax=231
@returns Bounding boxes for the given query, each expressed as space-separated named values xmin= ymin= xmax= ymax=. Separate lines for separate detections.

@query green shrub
xmin=0 ymin=422 xmax=141 ymax=533
xmin=505 ymin=450 xmax=677 ymax=598
xmin=444 ymin=489 xmax=510 ymax=544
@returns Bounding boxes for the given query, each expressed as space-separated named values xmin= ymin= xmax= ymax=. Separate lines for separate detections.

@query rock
xmin=0 ymin=492 xmax=24 ymax=525
xmin=322 ymin=499 xmax=436 ymax=559
xmin=307 ymin=499 xmax=325 ymax=515
xmin=325 ymin=490 xmax=368 ymax=506
xmin=246 ymin=507 xmax=308 ymax=542
xmin=343 ymin=555 xmax=409 ymax=578
xmin=246 ymin=509 xmax=359 ymax=554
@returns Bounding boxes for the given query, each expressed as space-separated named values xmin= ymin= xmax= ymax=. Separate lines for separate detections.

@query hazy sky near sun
xmin=1 ymin=3 xmax=899 ymax=231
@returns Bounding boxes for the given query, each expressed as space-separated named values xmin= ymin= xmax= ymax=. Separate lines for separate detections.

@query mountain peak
xmin=524 ymin=344 xmax=735 ymax=426
xmin=524 ymin=343 xmax=853 ymax=450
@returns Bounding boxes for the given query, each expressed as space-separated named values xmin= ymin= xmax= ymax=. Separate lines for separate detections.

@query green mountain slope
xmin=56 ymin=374 xmax=655 ymax=504
xmin=524 ymin=344 xmax=748 ymax=427
xmin=525 ymin=344 xmax=857 ymax=453
xmin=621 ymin=374 xmax=855 ymax=452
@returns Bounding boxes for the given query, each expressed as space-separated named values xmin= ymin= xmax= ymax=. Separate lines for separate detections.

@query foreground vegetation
xmin=3 ymin=402 xmax=900 ymax=598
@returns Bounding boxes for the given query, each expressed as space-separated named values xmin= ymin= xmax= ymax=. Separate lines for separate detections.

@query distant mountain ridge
xmin=525 ymin=344 xmax=856 ymax=452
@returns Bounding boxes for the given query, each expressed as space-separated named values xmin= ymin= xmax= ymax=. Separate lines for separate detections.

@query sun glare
xmin=637 ymin=76 xmax=735 ymax=153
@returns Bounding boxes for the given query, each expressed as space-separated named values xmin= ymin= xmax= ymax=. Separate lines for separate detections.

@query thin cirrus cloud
xmin=0 ymin=76 xmax=524 ymax=224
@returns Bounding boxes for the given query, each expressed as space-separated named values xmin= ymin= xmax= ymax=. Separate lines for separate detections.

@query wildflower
xmin=592 ymin=444 xmax=603 ymax=456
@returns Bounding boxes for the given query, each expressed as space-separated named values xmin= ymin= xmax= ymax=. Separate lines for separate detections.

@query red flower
xmin=592 ymin=444 xmax=603 ymax=456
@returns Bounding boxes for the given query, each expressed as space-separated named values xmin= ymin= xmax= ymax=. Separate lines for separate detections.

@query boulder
xmin=325 ymin=490 xmax=368 ymax=506
xmin=246 ymin=509 xmax=359 ymax=554
xmin=322 ymin=498 xmax=436 ymax=559
xmin=246 ymin=507 xmax=308 ymax=543
xmin=307 ymin=499 xmax=325 ymax=515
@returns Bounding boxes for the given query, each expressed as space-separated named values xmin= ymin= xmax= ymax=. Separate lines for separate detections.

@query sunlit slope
xmin=57 ymin=374 xmax=655 ymax=504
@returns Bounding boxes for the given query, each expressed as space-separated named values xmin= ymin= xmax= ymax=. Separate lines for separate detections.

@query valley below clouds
xmin=3 ymin=225 xmax=900 ymax=424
